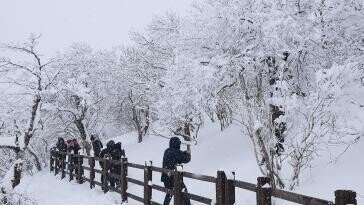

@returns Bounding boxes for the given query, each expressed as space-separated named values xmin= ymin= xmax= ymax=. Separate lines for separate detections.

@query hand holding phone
xmin=187 ymin=144 xmax=191 ymax=154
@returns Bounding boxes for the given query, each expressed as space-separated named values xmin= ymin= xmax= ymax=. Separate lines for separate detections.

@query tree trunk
xmin=74 ymin=118 xmax=87 ymax=141
xmin=74 ymin=118 xmax=92 ymax=156
xmin=26 ymin=148 xmax=42 ymax=171
xmin=254 ymin=128 xmax=285 ymax=189
xmin=11 ymin=94 xmax=42 ymax=188
xmin=24 ymin=95 xmax=41 ymax=147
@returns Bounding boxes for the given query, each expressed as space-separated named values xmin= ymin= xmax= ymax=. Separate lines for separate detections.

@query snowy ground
xmin=16 ymin=121 xmax=364 ymax=204
xmin=15 ymin=171 xmax=121 ymax=205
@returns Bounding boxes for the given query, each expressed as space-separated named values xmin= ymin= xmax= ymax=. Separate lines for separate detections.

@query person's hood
xmin=91 ymin=134 xmax=100 ymax=141
xmin=58 ymin=137 xmax=64 ymax=144
xmin=169 ymin=137 xmax=181 ymax=149
xmin=106 ymin=140 xmax=115 ymax=149
xmin=70 ymin=139 xmax=79 ymax=146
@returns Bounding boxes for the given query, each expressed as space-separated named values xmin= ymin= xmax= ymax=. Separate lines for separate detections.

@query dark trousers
xmin=101 ymin=170 xmax=118 ymax=189
xmin=94 ymin=150 xmax=100 ymax=158
xmin=163 ymin=181 xmax=191 ymax=205
xmin=109 ymin=165 xmax=121 ymax=188
xmin=163 ymin=181 xmax=173 ymax=205
xmin=69 ymin=159 xmax=83 ymax=181
xmin=56 ymin=156 xmax=64 ymax=169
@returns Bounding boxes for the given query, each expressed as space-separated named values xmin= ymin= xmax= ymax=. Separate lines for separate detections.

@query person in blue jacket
xmin=161 ymin=137 xmax=191 ymax=205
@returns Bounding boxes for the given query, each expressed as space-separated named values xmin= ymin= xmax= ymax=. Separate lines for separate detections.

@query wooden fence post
xmin=120 ymin=158 xmax=128 ymax=202
xmin=335 ymin=190 xmax=357 ymax=205
xmin=61 ymin=153 xmax=66 ymax=179
xmin=102 ymin=158 xmax=109 ymax=193
xmin=174 ymin=170 xmax=183 ymax=205
xmin=256 ymin=177 xmax=271 ymax=205
xmin=144 ymin=161 xmax=152 ymax=205
xmin=50 ymin=152 xmax=54 ymax=173
xmin=68 ymin=153 xmax=73 ymax=181
xmin=89 ymin=157 xmax=95 ymax=189
xmin=54 ymin=154 xmax=59 ymax=176
xmin=77 ymin=155 xmax=83 ymax=184
xmin=225 ymin=179 xmax=235 ymax=205
xmin=216 ymin=171 xmax=227 ymax=205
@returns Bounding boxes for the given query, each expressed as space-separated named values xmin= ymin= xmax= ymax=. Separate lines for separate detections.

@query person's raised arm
xmin=178 ymin=150 xmax=191 ymax=164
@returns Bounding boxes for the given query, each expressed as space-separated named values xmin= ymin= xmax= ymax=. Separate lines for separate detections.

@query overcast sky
xmin=0 ymin=0 xmax=195 ymax=56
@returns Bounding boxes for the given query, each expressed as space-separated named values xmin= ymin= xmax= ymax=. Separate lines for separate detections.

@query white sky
xmin=0 ymin=0 xmax=195 ymax=56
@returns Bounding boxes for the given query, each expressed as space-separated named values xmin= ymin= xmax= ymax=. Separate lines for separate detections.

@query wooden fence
xmin=50 ymin=151 xmax=357 ymax=205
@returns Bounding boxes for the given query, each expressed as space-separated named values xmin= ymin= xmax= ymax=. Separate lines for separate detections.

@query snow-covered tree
xmin=0 ymin=35 xmax=60 ymax=188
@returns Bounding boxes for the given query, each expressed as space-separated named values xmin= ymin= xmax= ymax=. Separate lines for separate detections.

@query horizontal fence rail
xmin=49 ymin=150 xmax=357 ymax=205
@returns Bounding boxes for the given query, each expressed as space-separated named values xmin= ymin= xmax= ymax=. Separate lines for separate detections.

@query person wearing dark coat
xmin=99 ymin=140 xmax=115 ymax=167
xmin=56 ymin=137 xmax=68 ymax=153
xmin=55 ymin=137 xmax=67 ymax=168
xmin=90 ymin=134 xmax=103 ymax=157
xmin=99 ymin=140 xmax=115 ymax=188
xmin=161 ymin=137 xmax=191 ymax=205
xmin=67 ymin=139 xmax=82 ymax=181
xmin=110 ymin=142 xmax=125 ymax=161
xmin=109 ymin=142 xmax=126 ymax=187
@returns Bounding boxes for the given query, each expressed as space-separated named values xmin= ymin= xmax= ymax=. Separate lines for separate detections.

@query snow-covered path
xmin=16 ymin=171 xmax=121 ymax=205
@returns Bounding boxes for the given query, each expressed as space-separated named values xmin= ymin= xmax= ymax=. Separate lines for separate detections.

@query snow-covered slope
xmin=15 ymin=172 xmax=121 ymax=205
xmin=114 ymin=121 xmax=261 ymax=204
xmin=296 ymin=137 xmax=364 ymax=202
xmin=16 ymin=121 xmax=363 ymax=204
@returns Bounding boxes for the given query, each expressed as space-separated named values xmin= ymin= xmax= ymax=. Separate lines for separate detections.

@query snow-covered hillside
xmin=14 ymin=121 xmax=363 ymax=204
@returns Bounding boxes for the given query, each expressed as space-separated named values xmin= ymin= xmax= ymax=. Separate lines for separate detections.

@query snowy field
xmin=15 ymin=121 xmax=364 ymax=204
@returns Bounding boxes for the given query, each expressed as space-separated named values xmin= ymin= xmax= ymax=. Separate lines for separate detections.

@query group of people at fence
xmin=51 ymin=135 xmax=125 ymax=187
xmin=51 ymin=135 xmax=192 ymax=205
